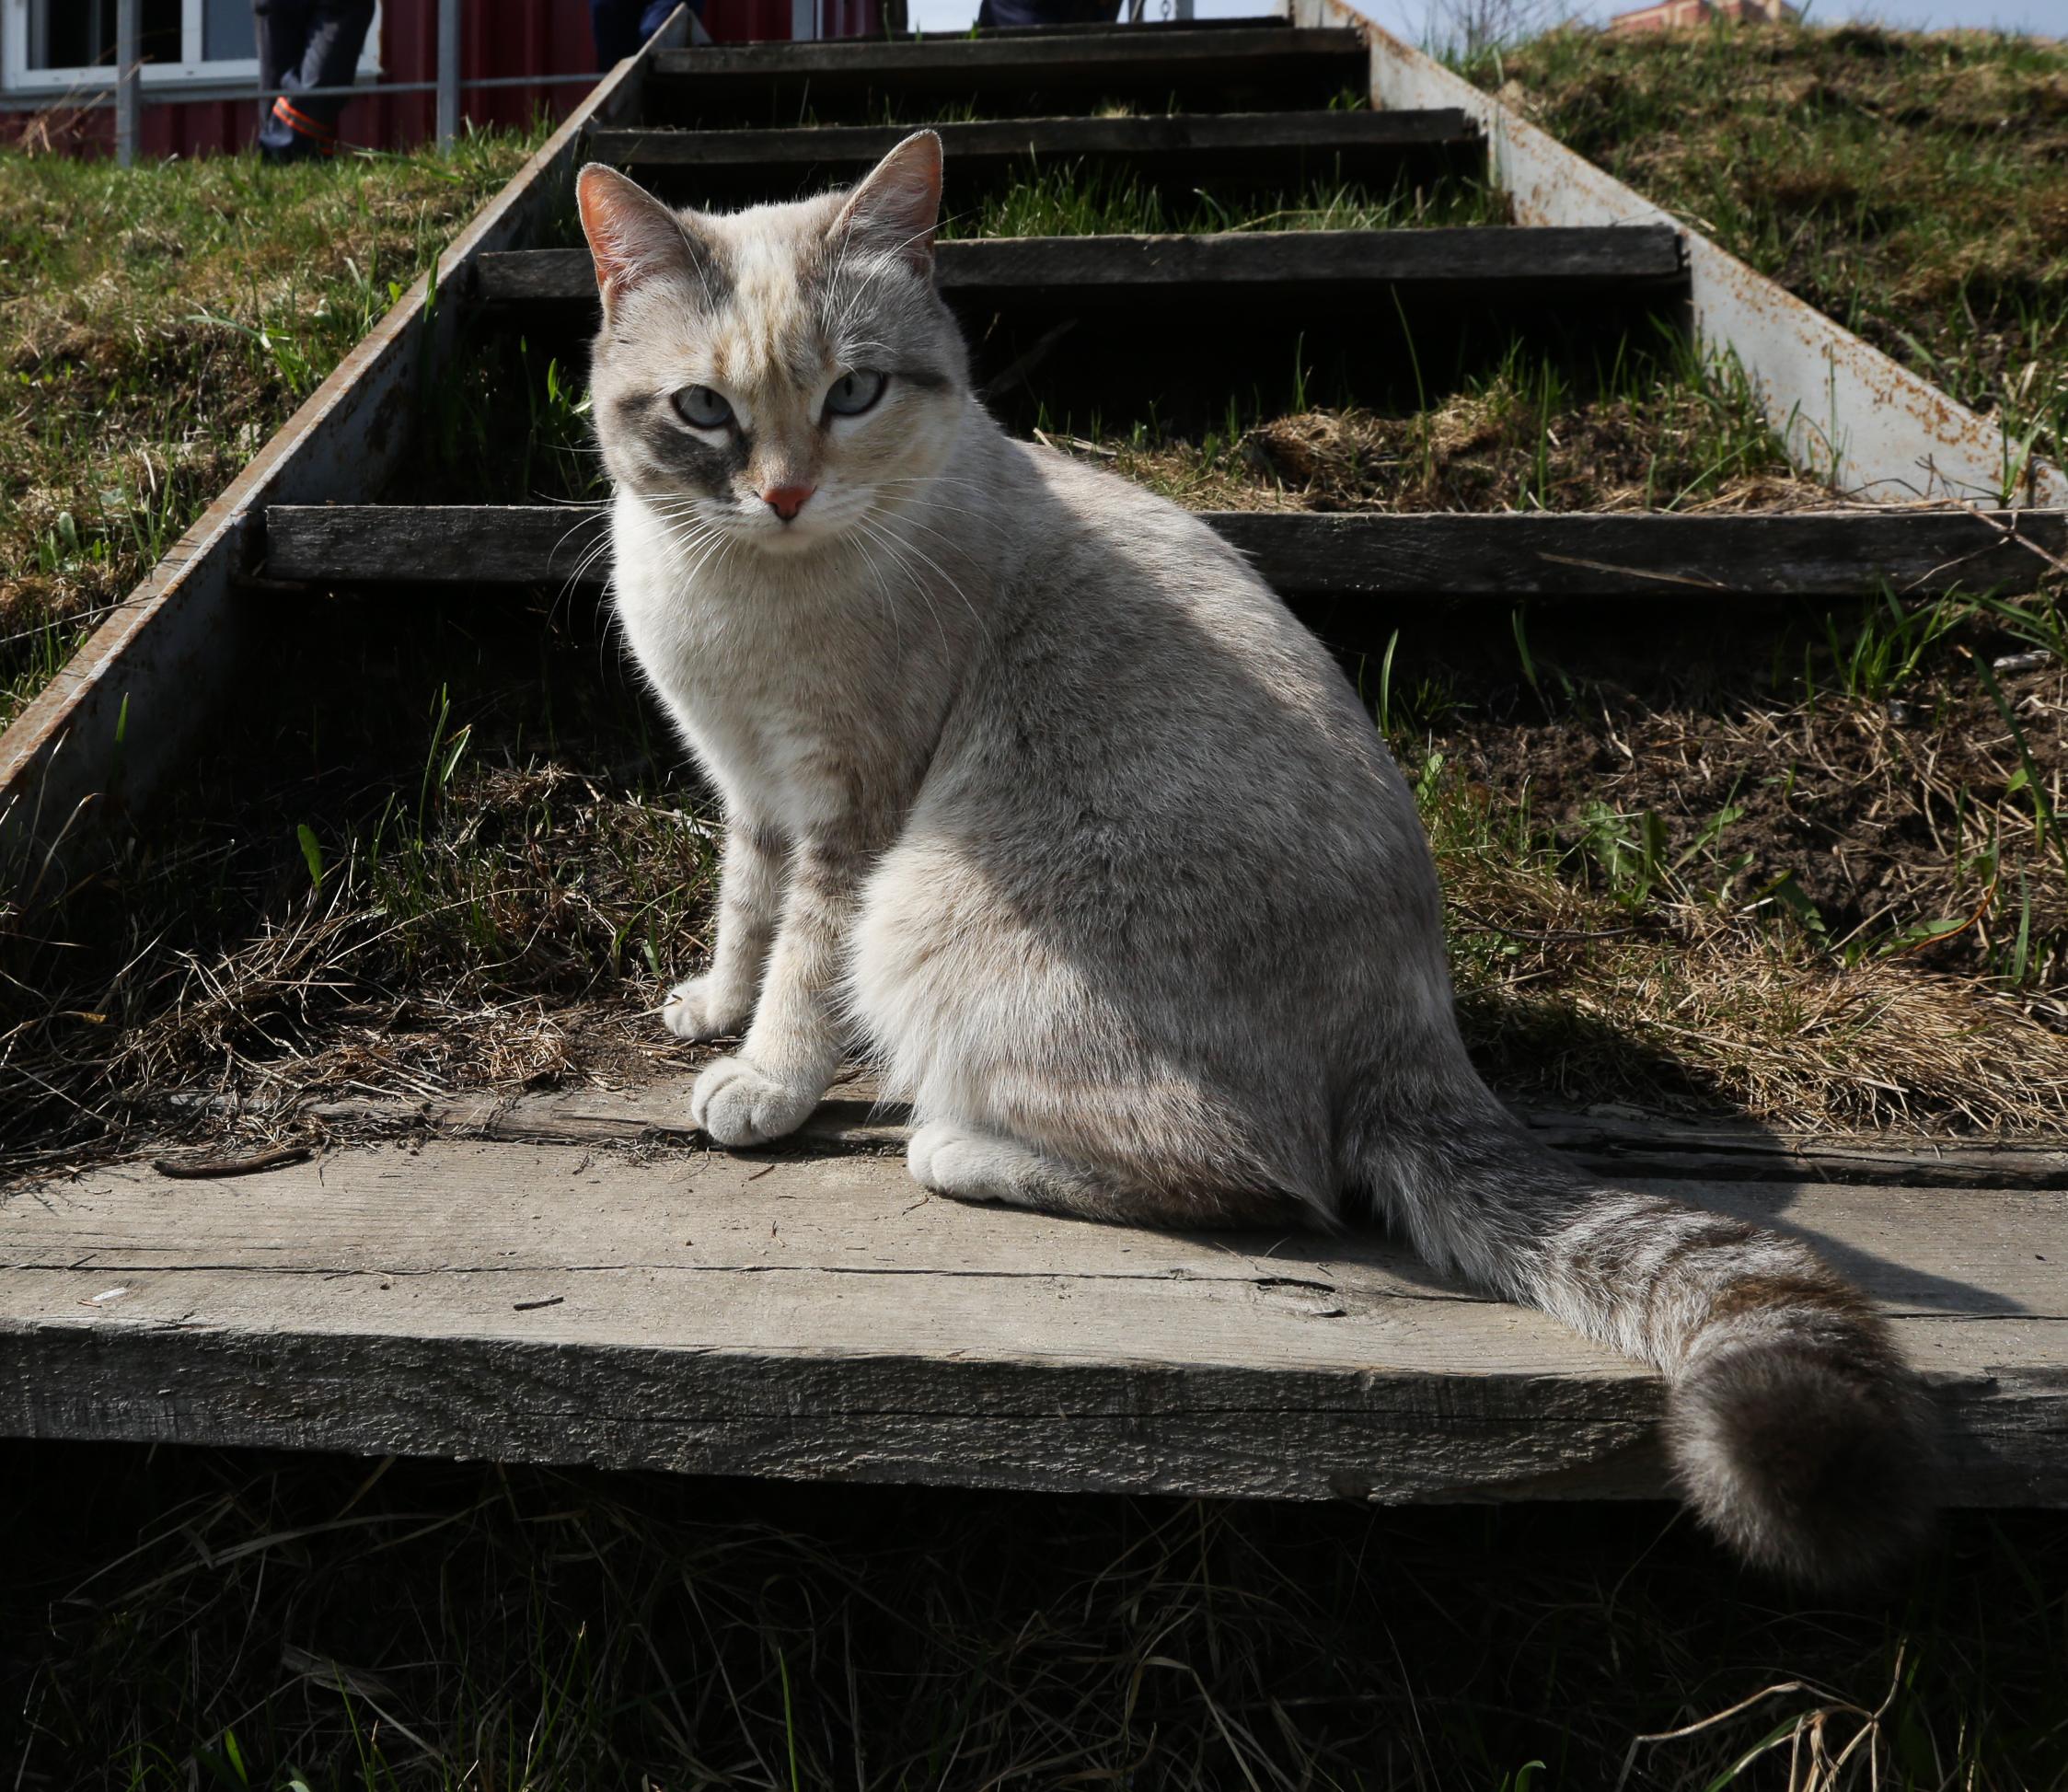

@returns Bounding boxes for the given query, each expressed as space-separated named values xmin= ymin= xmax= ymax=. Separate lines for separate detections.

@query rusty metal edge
xmin=1296 ymin=0 xmax=2068 ymax=512
xmin=0 ymin=8 xmax=693 ymax=889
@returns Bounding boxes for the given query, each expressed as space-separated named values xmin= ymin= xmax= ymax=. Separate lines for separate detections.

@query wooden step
xmin=905 ymin=14 xmax=1293 ymax=36
xmin=2 ymin=1124 xmax=2058 ymax=1504
xmin=644 ymin=27 xmax=1370 ymax=126
xmin=474 ymin=226 xmax=1686 ymax=312
xmin=259 ymin=504 xmax=2068 ymax=599
xmin=587 ymin=110 xmax=1481 ymax=206
xmin=305 ymin=1077 xmax=2068 ymax=1192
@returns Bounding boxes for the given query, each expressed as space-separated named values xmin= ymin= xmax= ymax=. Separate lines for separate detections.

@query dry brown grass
xmin=2 ymin=753 xmax=722 ymax=1179
xmin=8 ymin=628 xmax=2062 ymax=1187
xmin=1046 ymin=342 xmax=1826 ymax=516
xmin=1440 ymin=811 xmax=2068 ymax=1134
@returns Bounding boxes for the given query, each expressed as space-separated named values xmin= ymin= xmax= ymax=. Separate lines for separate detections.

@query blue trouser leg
xmin=591 ymin=0 xmax=699 ymax=67
xmin=975 ymin=0 xmax=1119 ymax=22
xmin=255 ymin=0 xmax=376 ymax=161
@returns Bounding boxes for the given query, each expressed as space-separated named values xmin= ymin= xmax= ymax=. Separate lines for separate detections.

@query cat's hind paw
xmin=907 ymin=1122 xmax=1032 ymax=1207
xmin=661 ymin=975 xmax=749 ymax=1042
xmin=691 ymin=1055 xmax=819 ymax=1147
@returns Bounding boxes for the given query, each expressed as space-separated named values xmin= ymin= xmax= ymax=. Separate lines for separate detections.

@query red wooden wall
xmin=9 ymin=0 xmax=884 ymax=160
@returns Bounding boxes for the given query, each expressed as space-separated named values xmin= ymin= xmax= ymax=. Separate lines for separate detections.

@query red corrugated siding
xmin=17 ymin=0 xmax=883 ymax=159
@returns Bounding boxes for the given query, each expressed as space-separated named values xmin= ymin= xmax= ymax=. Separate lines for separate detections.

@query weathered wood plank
xmin=0 ymin=1139 xmax=2058 ymax=1502
xmin=594 ymin=110 xmax=1476 ymax=166
xmin=651 ymin=26 xmax=1360 ymax=82
xmin=587 ymin=110 xmax=1480 ymax=202
xmin=1209 ymin=507 xmax=2068 ymax=595
xmin=473 ymin=226 xmax=1685 ymax=309
xmin=260 ymin=504 xmax=2068 ymax=598
xmin=1523 ymin=1110 xmax=2068 ymax=1192
xmin=298 ymin=1078 xmax=2068 ymax=1192
xmin=646 ymin=27 xmax=1369 ymax=125
xmin=307 ymin=1077 xmax=910 ymax=1152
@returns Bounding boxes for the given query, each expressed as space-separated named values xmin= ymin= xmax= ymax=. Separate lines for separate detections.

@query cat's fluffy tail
xmin=1352 ymin=1104 xmax=1937 ymax=1585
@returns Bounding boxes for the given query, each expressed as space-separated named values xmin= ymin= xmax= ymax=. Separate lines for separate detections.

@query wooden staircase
xmin=4 ymin=14 xmax=2063 ymax=1512
xmin=252 ymin=20 xmax=2059 ymax=607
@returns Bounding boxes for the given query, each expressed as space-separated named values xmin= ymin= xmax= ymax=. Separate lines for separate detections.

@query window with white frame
xmin=2 ymin=0 xmax=382 ymax=97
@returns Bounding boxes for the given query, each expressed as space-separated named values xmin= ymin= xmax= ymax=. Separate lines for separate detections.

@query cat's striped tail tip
xmin=1666 ymin=1337 xmax=1941 ymax=1589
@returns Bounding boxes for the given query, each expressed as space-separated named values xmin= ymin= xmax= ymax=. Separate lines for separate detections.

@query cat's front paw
xmin=691 ymin=1055 xmax=819 ymax=1147
xmin=661 ymin=975 xmax=749 ymax=1042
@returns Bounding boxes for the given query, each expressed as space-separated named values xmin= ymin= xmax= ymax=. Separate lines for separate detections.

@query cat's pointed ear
xmin=832 ymin=130 xmax=942 ymax=273
xmin=576 ymin=163 xmax=699 ymax=313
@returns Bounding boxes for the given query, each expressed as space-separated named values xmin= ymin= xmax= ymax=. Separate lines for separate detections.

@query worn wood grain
xmin=587 ymin=110 xmax=1478 ymax=201
xmin=646 ymin=27 xmax=1370 ymax=124
xmin=260 ymin=504 xmax=2067 ymax=598
xmin=1203 ymin=508 xmax=2068 ymax=595
xmin=1 ymin=1139 xmax=2059 ymax=1503
xmin=299 ymin=1077 xmax=2068 ymax=1191
xmin=1523 ymin=1111 xmax=2068 ymax=1192
xmin=652 ymin=26 xmax=1361 ymax=82
xmin=473 ymin=226 xmax=1685 ymax=309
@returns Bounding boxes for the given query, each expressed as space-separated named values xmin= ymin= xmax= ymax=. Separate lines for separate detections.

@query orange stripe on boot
xmin=271 ymin=96 xmax=339 ymax=153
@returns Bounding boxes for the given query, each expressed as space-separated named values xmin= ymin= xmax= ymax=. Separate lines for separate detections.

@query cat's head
xmin=575 ymin=132 xmax=968 ymax=556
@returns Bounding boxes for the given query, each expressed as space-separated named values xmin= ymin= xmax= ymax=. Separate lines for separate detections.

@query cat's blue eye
xmin=673 ymin=385 xmax=732 ymax=430
xmin=825 ymin=370 xmax=886 ymax=418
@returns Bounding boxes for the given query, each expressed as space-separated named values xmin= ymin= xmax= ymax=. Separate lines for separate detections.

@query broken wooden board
xmin=259 ymin=504 xmax=2068 ymax=599
xmin=3 ymin=1132 xmax=2060 ymax=1505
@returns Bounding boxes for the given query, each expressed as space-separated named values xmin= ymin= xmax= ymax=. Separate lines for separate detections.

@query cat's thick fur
xmin=576 ymin=133 xmax=1936 ymax=1584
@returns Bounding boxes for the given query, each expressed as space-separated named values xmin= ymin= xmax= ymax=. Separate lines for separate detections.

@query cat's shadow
xmin=818 ymin=974 xmax=2014 ymax=1323
xmin=1197 ymin=1190 xmax=2016 ymax=1324
xmin=803 ymin=1084 xmax=2016 ymax=1323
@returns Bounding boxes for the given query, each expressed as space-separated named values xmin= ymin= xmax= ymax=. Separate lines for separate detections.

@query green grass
xmin=0 ymin=124 xmax=553 ymax=734
xmin=10 ymin=1446 xmax=2067 ymax=1791
xmin=945 ymin=165 xmax=1504 ymax=238
xmin=1044 ymin=327 xmax=1810 ymax=515
xmin=1461 ymin=20 xmax=2068 ymax=493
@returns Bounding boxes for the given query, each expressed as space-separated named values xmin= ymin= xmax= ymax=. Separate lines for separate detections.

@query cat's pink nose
xmin=760 ymin=483 xmax=814 ymax=522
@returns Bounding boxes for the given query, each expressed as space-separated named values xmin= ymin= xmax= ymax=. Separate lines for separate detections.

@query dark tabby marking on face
xmin=610 ymin=389 xmax=745 ymax=493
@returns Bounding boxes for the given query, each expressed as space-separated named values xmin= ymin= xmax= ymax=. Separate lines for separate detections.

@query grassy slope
xmin=1466 ymin=20 xmax=2068 ymax=490
xmin=0 ymin=128 xmax=550 ymax=732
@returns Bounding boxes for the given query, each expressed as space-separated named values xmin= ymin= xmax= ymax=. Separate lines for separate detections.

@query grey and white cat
xmin=575 ymin=133 xmax=1935 ymax=1584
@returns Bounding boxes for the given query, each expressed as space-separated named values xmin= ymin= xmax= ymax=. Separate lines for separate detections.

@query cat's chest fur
xmin=611 ymin=491 xmax=939 ymax=833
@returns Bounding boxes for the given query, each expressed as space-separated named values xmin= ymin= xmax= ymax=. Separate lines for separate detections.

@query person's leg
xmin=976 ymin=0 xmax=1118 ymax=22
xmin=639 ymin=0 xmax=690 ymax=39
xmin=258 ymin=0 xmax=375 ymax=162
xmin=592 ymin=0 xmax=643 ymax=64
xmin=253 ymin=0 xmax=312 ymax=161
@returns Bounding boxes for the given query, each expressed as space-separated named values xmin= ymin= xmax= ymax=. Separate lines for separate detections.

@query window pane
xmin=32 ymin=0 xmax=183 ymax=69
xmin=203 ymin=0 xmax=259 ymax=61
xmin=34 ymin=0 xmax=104 ymax=68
